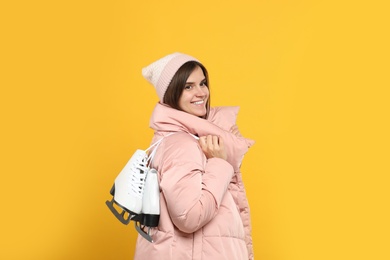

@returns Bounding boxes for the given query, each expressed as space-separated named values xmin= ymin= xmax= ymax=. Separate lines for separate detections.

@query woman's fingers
xmin=207 ymin=135 xmax=213 ymax=149
xmin=198 ymin=135 xmax=227 ymax=160
xmin=199 ymin=136 xmax=207 ymax=147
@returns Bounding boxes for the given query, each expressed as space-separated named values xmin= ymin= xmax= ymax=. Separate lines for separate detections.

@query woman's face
xmin=178 ymin=66 xmax=209 ymax=117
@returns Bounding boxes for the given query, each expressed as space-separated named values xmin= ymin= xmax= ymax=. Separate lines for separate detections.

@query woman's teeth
xmin=192 ymin=100 xmax=204 ymax=105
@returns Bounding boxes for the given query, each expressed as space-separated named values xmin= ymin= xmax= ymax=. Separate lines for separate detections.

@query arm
xmin=158 ymin=134 xmax=234 ymax=233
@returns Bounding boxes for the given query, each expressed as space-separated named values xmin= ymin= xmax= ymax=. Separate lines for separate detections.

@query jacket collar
xmin=149 ymin=103 xmax=254 ymax=169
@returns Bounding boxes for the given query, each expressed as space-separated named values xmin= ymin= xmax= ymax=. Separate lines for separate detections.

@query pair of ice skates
xmin=106 ymin=144 xmax=161 ymax=243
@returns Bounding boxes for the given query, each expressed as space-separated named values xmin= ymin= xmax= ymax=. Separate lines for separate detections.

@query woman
xmin=135 ymin=52 xmax=255 ymax=260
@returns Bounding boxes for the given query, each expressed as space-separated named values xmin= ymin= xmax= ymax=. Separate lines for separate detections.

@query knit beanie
xmin=142 ymin=52 xmax=199 ymax=101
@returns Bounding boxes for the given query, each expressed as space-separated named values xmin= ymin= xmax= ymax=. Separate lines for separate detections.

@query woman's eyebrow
xmin=186 ymin=78 xmax=206 ymax=84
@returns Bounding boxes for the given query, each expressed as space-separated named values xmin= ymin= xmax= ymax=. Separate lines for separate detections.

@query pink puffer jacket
xmin=134 ymin=103 xmax=255 ymax=260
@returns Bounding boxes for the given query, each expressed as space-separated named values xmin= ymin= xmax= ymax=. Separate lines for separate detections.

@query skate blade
xmin=105 ymin=198 xmax=134 ymax=225
xmin=135 ymin=222 xmax=154 ymax=243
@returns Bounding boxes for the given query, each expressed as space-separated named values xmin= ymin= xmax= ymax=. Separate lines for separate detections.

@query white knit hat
xmin=142 ymin=52 xmax=199 ymax=101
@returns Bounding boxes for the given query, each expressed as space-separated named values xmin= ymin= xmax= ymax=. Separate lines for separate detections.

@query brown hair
xmin=163 ymin=61 xmax=210 ymax=119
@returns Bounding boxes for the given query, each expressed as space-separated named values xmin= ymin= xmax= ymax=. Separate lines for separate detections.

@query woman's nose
xmin=194 ymin=85 xmax=206 ymax=96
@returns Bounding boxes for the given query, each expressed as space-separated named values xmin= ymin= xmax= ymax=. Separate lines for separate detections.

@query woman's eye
xmin=184 ymin=85 xmax=192 ymax=90
xmin=200 ymin=82 xmax=207 ymax=87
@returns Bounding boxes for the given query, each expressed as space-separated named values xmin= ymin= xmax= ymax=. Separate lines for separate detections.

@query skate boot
xmin=134 ymin=168 xmax=160 ymax=242
xmin=106 ymin=149 xmax=148 ymax=224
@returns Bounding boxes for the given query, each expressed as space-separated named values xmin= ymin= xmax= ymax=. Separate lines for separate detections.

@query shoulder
xmin=162 ymin=132 xmax=199 ymax=152
xmin=159 ymin=132 xmax=202 ymax=160
xmin=155 ymin=132 xmax=203 ymax=169
xmin=164 ymin=132 xmax=197 ymax=143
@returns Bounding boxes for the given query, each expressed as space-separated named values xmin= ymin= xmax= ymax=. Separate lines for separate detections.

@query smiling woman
xmin=163 ymin=60 xmax=210 ymax=118
xmin=179 ymin=66 xmax=209 ymax=117
xmin=127 ymin=52 xmax=255 ymax=259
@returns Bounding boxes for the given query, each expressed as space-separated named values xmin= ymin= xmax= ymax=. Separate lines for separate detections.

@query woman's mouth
xmin=192 ymin=100 xmax=205 ymax=105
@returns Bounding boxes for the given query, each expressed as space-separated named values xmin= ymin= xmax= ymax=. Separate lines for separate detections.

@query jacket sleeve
xmin=157 ymin=134 xmax=234 ymax=233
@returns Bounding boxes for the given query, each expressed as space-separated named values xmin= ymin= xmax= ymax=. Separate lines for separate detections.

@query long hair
xmin=163 ymin=61 xmax=210 ymax=119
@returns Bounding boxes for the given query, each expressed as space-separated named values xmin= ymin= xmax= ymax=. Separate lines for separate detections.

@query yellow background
xmin=1 ymin=0 xmax=389 ymax=259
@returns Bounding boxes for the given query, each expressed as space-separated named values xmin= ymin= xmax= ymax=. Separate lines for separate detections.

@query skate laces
xmin=129 ymin=154 xmax=148 ymax=199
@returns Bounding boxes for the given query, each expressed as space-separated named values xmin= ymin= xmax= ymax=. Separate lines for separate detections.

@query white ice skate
xmin=106 ymin=135 xmax=168 ymax=242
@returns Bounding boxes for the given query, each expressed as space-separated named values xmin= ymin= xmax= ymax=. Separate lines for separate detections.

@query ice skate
xmin=106 ymin=135 xmax=174 ymax=241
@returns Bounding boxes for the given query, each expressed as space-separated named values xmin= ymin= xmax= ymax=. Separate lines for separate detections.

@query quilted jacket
xmin=134 ymin=103 xmax=255 ymax=260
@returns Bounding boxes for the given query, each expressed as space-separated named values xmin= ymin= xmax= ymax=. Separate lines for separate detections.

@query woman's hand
xmin=198 ymin=135 xmax=227 ymax=161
